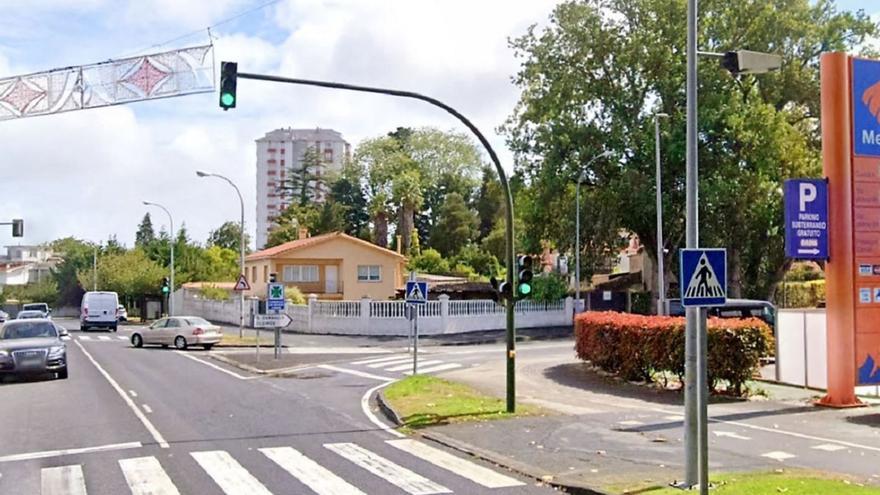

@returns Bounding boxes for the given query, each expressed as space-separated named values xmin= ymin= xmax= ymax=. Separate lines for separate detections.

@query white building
xmin=0 ymin=245 xmax=59 ymax=287
xmin=255 ymin=128 xmax=351 ymax=249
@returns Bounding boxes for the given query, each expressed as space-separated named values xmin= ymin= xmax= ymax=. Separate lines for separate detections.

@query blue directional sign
xmin=852 ymin=58 xmax=880 ymax=157
xmin=680 ymin=249 xmax=727 ymax=307
xmin=267 ymin=282 xmax=286 ymax=313
xmin=784 ymin=179 xmax=828 ymax=260
xmin=405 ymin=281 xmax=428 ymax=305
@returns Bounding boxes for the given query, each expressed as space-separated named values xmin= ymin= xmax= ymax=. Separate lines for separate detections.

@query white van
xmin=81 ymin=291 xmax=120 ymax=332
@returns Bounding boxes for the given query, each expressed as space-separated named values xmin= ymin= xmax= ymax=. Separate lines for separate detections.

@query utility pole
xmin=143 ymin=201 xmax=175 ymax=316
xmin=654 ymin=113 xmax=669 ymax=315
xmin=93 ymin=246 xmax=98 ymax=291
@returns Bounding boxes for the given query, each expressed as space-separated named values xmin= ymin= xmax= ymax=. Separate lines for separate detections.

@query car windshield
xmin=185 ymin=317 xmax=211 ymax=326
xmin=23 ymin=304 xmax=47 ymax=312
xmin=2 ymin=322 xmax=57 ymax=339
xmin=18 ymin=311 xmax=44 ymax=319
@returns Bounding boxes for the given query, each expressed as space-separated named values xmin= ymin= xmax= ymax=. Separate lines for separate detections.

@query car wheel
xmin=80 ymin=325 xmax=88 ymax=332
xmin=174 ymin=336 xmax=187 ymax=350
xmin=203 ymin=344 xmax=214 ymax=351
xmin=57 ymin=367 xmax=68 ymax=380
xmin=131 ymin=334 xmax=143 ymax=348
xmin=111 ymin=325 xmax=118 ymax=332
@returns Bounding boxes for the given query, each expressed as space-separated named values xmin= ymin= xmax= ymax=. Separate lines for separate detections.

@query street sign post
xmin=254 ymin=313 xmax=291 ymax=328
xmin=405 ymin=281 xmax=428 ymax=305
xmin=680 ymin=249 xmax=727 ymax=307
xmin=267 ymin=283 xmax=286 ymax=313
xmin=784 ymin=179 xmax=829 ymax=260
xmin=405 ymin=277 xmax=427 ymax=374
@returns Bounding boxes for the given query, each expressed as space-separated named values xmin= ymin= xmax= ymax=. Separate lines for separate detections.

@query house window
xmin=283 ymin=265 xmax=319 ymax=282
xmin=263 ymin=266 xmax=268 ymax=283
xmin=251 ymin=266 xmax=257 ymax=283
xmin=357 ymin=265 xmax=381 ymax=282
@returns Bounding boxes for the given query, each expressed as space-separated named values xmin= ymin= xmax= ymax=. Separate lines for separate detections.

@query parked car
xmin=17 ymin=310 xmax=48 ymax=320
xmin=0 ymin=319 xmax=68 ymax=380
xmin=81 ymin=291 xmax=119 ymax=332
xmin=130 ymin=316 xmax=222 ymax=350
xmin=117 ymin=305 xmax=128 ymax=322
xmin=0 ymin=310 xmax=8 ymax=323
xmin=22 ymin=303 xmax=51 ymax=318
xmin=667 ymin=298 xmax=776 ymax=327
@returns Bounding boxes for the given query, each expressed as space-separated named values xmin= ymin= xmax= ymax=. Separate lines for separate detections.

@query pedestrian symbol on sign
xmin=405 ymin=281 xmax=428 ymax=305
xmin=680 ymin=249 xmax=727 ymax=307
xmin=684 ymin=255 xmax=724 ymax=299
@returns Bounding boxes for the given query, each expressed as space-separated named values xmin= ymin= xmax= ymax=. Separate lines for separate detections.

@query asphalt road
xmin=0 ymin=318 xmax=553 ymax=495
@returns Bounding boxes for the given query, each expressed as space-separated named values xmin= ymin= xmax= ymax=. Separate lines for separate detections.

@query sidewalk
xmin=414 ymin=348 xmax=880 ymax=493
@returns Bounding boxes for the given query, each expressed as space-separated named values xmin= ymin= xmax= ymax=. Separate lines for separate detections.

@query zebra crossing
xmin=14 ymin=438 xmax=526 ymax=494
xmin=349 ymin=354 xmax=463 ymax=376
xmin=71 ymin=335 xmax=129 ymax=342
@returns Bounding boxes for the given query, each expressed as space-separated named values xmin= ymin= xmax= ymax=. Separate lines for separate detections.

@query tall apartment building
xmin=255 ymin=128 xmax=351 ymax=249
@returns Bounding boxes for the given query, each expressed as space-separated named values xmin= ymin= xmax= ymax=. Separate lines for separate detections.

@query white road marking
xmin=404 ymin=363 xmax=462 ymax=375
xmin=361 ymin=380 xmax=405 ymax=438
xmin=98 ymin=336 xmax=112 ymax=341
xmin=617 ymin=420 xmax=644 ymax=426
xmin=761 ymin=451 xmax=796 ymax=461
xmin=74 ymin=340 xmax=169 ymax=448
xmin=326 ymin=442 xmax=451 ymax=495
xmin=387 ymin=439 xmax=525 ymax=488
xmin=713 ymin=431 xmax=751 ymax=440
xmin=118 ymin=336 xmax=129 ymax=340
xmin=261 ymin=446 xmax=367 ymax=495
xmin=173 ymin=350 xmax=252 ymax=380
xmin=119 ymin=456 xmax=181 ymax=495
xmin=191 ymin=450 xmax=272 ymax=495
xmin=367 ymin=357 xmax=414 ymax=368
xmin=143 ymin=404 xmax=153 ymax=414
xmin=319 ymin=364 xmax=395 ymax=382
xmin=812 ymin=444 xmax=848 ymax=452
xmin=41 ymin=465 xmax=87 ymax=495
xmin=385 ymin=360 xmax=442 ymax=372
xmin=714 ymin=417 xmax=880 ymax=454
xmin=0 ymin=441 xmax=142 ymax=463
xmin=352 ymin=355 xmax=409 ymax=365
xmin=664 ymin=415 xmax=685 ymax=421
xmin=128 ymin=390 xmax=138 ymax=398
xmin=78 ymin=336 xmax=92 ymax=341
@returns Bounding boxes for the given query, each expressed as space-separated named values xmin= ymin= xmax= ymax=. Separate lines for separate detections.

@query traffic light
xmin=269 ymin=273 xmax=277 ymax=283
xmin=720 ymin=50 xmax=782 ymax=75
xmin=489 ymin=276 xmax=512 ymax=304
xmin=219 ymin=61 xmax=238 ymax=110
xmin=11 ymin=219 xmax=23 ymax=237
xmin=517 ymin=255 xmax=534 ymax=299
xmin=161 ymin=277 xmax=170 ymax=295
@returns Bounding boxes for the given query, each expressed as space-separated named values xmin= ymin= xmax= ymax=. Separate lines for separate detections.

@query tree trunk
xmin=400 ymin=205 xmax=414 ymax=255
xmin=729 ymin=247 xmax=743 ymax=299
xmin=374 ymin=213 xmax=388 ymax=248
xmin=766 ymin=258 xmax=794 ymax=303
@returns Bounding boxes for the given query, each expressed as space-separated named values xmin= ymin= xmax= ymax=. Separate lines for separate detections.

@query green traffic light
xmin=518 ymin=283 xmax=532 ymax=295
xmin=221 ymin=92 xmax=235 ymax=107
xmin=162 ymin=287 xmax=170 ymax=294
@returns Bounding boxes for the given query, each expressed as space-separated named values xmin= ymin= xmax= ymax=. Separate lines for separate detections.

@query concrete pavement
xmin=0 ymin=318 xmax=553 ymax=494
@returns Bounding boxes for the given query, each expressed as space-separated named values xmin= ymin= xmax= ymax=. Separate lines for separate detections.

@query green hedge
xmin=778 ymin=280 xmax=825 ymax=308
xmin=575 ymin=311 xmax=773 ymax=396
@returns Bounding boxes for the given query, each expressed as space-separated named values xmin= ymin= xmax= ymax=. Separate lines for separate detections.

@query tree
xmin=329 ymin=162 xmax=370 ymax=237
xmin=430 ymin=192 xmax=478 ymax=257
xmin=409 ymin=248 xmax=450 ymax=274
xmin=475 ymin=166 xmax=504 ymax=240
xmin=50 ymin=237 xmax=96 ymax=306
xmin=392 ymin=169 xmax=423 ymax=255
xmin=135 ymin=213 xmax=155 ymax=248
xmin=208 ymin=221 xmax=251 ymax=253
xmin=503 ymin=0 xmax=876 ymax=299
xmin=278 ymin=146 xmax=322 ymax=206
xmin=77 ymin=249 xmax=165 ymax=301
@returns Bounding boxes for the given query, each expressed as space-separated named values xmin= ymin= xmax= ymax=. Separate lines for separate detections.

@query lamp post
xmin=654 ymin=113 xmax=669 ymax=315
xmin=143 ymin=201 xmax=175 ymax=316
xmin=575 ymin=150 xmax=611 ymax=315
xmin=197 ymin=171 xmax=246 ymax=338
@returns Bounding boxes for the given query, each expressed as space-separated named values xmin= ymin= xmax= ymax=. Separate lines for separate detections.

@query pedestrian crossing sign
xmin=679 ymin=248 xmax=727 ymax=307
xmin=405 ymin=281 xmax=428 ymax=305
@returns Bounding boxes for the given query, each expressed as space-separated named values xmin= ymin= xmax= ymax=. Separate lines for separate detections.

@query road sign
xmin=254 ymin=313 xmax=291 ymax=328
xmin=852 ymin=58 xmax=880 ymax=157
xmin=680 ymin=249 xmax=727 ymax=307
xmin=784 ymin=179 xmax=829 ymax=260
xmin=267 ymin=283 xmax=285 ymax=313
xmin=405 ymin=281 xmax=428 ymax=305
xmin=233 ymin=274 xmax=250 ymax=291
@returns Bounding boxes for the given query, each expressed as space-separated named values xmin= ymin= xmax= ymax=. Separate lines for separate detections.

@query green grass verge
xmin=638 ymin=471 xmax=879 ymax=495
xmin=383 ymin=375 xmax=541 ymax=429
xmin=219 ymin=335 xmax=275 ymax=346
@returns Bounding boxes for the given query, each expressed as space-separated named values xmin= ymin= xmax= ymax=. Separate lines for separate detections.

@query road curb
xmin=208 ymin=353 xmax=267 ymax=374
xmin=375 ymin=389 xmax=607 ymax=495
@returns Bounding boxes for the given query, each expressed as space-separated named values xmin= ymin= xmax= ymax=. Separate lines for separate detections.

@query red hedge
xmin=574 ymin=311 xmax=773 ymax=396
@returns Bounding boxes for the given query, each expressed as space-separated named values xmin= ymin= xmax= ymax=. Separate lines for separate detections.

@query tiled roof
xmin=246 ymin=232 xmax=406 ymax=261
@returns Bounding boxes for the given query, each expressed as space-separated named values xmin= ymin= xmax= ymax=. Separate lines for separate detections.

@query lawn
xmin=383 ymin=375 xmax=541 ymax=429
xmin=641 ymin=471 xmax=880 ymax=495
xmin=218 ymin=334 xmax=275 ymax=347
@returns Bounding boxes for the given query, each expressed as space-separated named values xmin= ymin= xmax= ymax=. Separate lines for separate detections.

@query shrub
xmin=531 ymin=273 xmax=568 ymax=303
xmin=778 ymin=280 xmax=825 ymax=308
xmin=286 ymin=285 xmax=306 ymax=305
xmin=200 ymin=285 xmax=230 ymax=301
xmin=574 ymin=311 xmax=773 ymax=396
xmin=409 ymin=248 xmax=450 ymax=274
xmin=453 ymin=244 xmax=501 ymax=277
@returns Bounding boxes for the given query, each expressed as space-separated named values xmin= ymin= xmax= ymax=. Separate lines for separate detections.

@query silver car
xmin=17 ymin=310 xmax=47 ymax=320
xmin=0 ymin=319 xmax=68 ymax=380
xmin=131 ymin=316 xmax=222 ymax=350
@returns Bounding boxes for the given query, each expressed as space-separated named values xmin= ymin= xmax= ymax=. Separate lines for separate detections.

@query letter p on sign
xmin=799 ymin=182 xmax=817 ymax=211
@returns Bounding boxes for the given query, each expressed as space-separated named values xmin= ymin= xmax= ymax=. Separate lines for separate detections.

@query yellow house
xmin=244 ymin=231 xmax=407 ymax=300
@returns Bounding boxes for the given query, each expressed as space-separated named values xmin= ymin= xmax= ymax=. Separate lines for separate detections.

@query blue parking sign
xmin=680 ymin=249 xmax=727 ymax=307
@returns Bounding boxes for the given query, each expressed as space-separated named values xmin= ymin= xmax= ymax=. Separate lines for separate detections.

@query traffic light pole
xmin=232 ymin=69 xmax=519 ymax=412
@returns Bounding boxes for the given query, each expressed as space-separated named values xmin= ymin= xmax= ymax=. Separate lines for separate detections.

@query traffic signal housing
xmin=269 ymin=273 xmax=277 ymax=283
xmin=161 ymin=277 xmax=170 ymax=295
xmin=517 ymin=255 xmax=534 ymax=299
xmin=219 ymin=61 xmax=238 ymax=110
xmin=11 ymin=219 xmax=23 ymax=237
xmin=489 ymin=276 xmax=512 ymax=304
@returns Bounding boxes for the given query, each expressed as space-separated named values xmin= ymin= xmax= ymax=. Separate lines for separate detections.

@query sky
xmin=0 ymin=0 xmax=877 ymax=252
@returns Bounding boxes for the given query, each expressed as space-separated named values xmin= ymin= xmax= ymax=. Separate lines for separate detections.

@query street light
xmin=196 ymin=170 xmax=246 ymax=338
xmin=143 ymin=201 xmax=175 ymax=316
xmin=575 ymin=150 xmax=612 ymax=315
xmin=685 ymin=7 xmax=783 ymax=490
xmin=654 ymin=113 xmax=669 ymax=316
